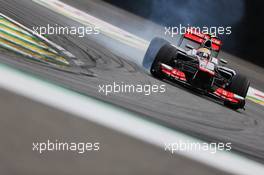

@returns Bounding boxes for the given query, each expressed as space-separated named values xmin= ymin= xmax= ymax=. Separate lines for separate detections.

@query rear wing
xmin=178 ymin=28 xmax=222 ymax=57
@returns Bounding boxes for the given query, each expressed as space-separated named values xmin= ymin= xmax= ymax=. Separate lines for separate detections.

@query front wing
xmin=159 ymin=63 xmax=245 ymax=108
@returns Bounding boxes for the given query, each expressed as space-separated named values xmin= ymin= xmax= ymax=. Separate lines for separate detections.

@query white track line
xmin=0 ymin=13 xmax=75 ymax=59
xmin=33 ymin=0 xmax=148 ymax=51
xmin=247 ymin=87 xmax=264 ymax=106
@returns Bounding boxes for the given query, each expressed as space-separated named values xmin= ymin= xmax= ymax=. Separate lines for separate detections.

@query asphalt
xmin=0 ymin=87 xmax=231 ymax=175
xmin=0 ymin=0 xmax=264 ymax=164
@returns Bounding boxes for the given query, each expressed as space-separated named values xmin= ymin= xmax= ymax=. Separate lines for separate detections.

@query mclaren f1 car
xmin=143 ymin=30 xmax=250 ymax=110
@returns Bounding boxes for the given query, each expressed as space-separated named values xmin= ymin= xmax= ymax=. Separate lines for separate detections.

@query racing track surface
xmin=1 ymin=87 xmax=229 ymax=175
xmin=1 ymin=0 xmax=264 ymax=163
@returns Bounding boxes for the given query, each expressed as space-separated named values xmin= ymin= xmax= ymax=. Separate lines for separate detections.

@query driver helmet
xmin=197 ymin=47 xmax=211 ymax=60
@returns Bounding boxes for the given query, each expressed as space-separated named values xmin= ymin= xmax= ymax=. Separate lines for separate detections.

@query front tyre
xmin=151 ymin=44 xmax=178 ymax=78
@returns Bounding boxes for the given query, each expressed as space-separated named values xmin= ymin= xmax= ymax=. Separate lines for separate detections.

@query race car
xmin=143 ymin=29 xmax=250 ymax=110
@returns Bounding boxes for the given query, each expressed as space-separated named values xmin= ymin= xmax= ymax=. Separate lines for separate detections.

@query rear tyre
xmin=224 ymin=73 xmax=250 ymax=109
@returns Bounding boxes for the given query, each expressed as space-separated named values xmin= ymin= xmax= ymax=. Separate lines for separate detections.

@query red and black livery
xmin=143 ymin=30 xmax=250 ymax=110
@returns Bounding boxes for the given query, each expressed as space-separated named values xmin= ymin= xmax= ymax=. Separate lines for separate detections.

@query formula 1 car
xmin=143 ymin=29 xmax=250 ymax=110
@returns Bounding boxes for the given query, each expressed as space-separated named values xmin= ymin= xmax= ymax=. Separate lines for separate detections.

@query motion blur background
xmin=105 ymin=0 xmax=264 ymax=67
